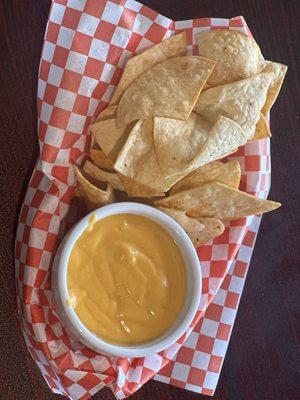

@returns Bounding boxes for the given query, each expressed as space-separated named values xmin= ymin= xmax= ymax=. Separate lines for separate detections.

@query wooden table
xmin=0 ymin=1 xmax=299 ymax=399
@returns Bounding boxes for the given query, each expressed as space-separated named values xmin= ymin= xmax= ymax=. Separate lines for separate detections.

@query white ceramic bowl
xmin=52 ymin=202 xmax=202 ymax=358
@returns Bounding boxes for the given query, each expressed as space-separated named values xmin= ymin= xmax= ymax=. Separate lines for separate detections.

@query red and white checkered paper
xmin=14 ymin=1 xmax=271 ymax=399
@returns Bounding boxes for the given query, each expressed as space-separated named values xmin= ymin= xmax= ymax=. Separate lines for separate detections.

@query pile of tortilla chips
xmin=75 ymin=30 xmax=286 ymax=246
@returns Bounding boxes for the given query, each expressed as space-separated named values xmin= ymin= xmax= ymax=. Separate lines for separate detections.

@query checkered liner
xmin=14 ymin=1 xmax=271 ymax=399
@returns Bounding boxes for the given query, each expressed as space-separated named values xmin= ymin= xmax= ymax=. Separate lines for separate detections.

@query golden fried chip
xmin=95 ymin=105 xmax=117 ymax=121
xmin=158 ymin=207 xmax=204 ymax=245
xmin=155 ymin=182 xmax=281 ymax=220
xmin=170 ymin=160 xmax=241 ymax=194
xmin=118 ymin=174 xmax=165 ymax=197
xmin=198 ymin=29 xmax=262 ymax=86
xmin=75 ymin=167 xmax=115 ymax=211
xmin=260 ymin=61 xmax=287 ymax=115
xmin=195 ymin=217 xmax=225 ymax=244
xmin=158 ymin=206 xmax=205 ymax=231
xmin=117 ymin=56 xmax=216 ymax=126
xmin=153 ymin=113 xmax=210 ymax=176
xmin=158 ymin=207 xmax=225 ymax=246
xmin=90 ymin=136 xmax=100 ymax=149
xmin=83 ymin=160 xmax=124 ymax=191
xmin=90 ymin=117 xmax=135 ymax=161
xmin=110 ymin=32 xmax=187 ymax=105
xmin=194 ymin=73 xmax=274 ymax=139
xmin=89 ymin=149 xmax=114 ymax=171
xmin=191 ymin=116 xmax=247 ymax=169
xmin=114 ymin=119 xmax=184 ymax=193
xmin=186 ymin=160 xmax=223 ymax=172
xmin=251 ymin=113 xmax=271 ymax=141
xmin=154 ymin=114 xmax=246 ymax=177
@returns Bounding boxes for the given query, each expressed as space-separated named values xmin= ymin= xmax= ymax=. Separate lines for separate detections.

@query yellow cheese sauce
xmin=67 ymin=213 xmax=186 ymax=346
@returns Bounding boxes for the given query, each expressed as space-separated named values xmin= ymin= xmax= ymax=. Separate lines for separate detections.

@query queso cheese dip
xmin=67 ymin=213 xmax=186 ymax=345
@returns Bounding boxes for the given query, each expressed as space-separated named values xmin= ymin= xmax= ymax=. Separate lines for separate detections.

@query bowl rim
xmin=57 ymin=202 xmax=202 ymax=358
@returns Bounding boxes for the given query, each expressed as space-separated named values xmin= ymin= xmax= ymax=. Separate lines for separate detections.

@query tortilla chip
xmin=154 ymin=114 xmax=245 ymax=178
xmin=194 ymin=73 xmax=274 ymax=139
xmin=155 ymin=182 xmax=281 ymax=220
xmin=90 ymin=136 xmax=100 ymax=149
xmin=89 ymin=149 xmax=114 ymax=171
xmin=192 ymin=116 xmax=247 ymax=169
xmin=110 ymin=32 xmax=187 ymax=105
xmin=158 ymin=207 xmax=204 ymax=244
xmin=186 ymin=160 xmax=223 ymax=172
xmin=90 ymin=117 xmax=135 ymax=161
xmin=95 ymin=105 xmax=117 ymax=121
xmin=158 ymin=207 xmax=225 ymax=246
xmin=82 ymin=152 xmax=166 ymax=197
xmin=251 ymin=113 xmax=271 ymax=141
xmin=153 ymin=113 xmax=211 ymax=177
xmin=75 ymin=167 xmax=115 ymax=211
xmin=261 ymin=61 xmax=287 ymax=115
xmin=198 ymin=29 xmax=262 ymax=86
xmin=158 ymin=206 xmax=205 ymax=231
xmin=83 ymin=160 xmax=124 ymax=191
xmin=170 ymin=160 xmax=241 ymax=194
xmin=195 ymin=217 xmax=225 ymax=244
xmin=117 ymin=56 xmax=216 ymax=126
xmin=118 ymin=174 xmax=164 ymax=197
xmin=114 ymin=119 xmax=184 ymax=193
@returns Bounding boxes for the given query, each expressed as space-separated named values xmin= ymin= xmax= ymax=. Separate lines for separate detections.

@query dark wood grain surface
xmin=0 ymin=0 xmax=299 ymax=399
